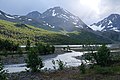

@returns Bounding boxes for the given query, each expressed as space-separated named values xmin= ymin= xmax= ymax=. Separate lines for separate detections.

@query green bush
xmin=51 ymin=45 xmax=55 ymax=53
xmin=36 ymin=42 xmax=55 ymax=55
xmin=0 ymin=61 xmax=7 ymax=80
xmin=84 ymin=44 xmax=111 ymax=67
xmin=26 ymin=48 xmax=44 ymax=72
xmin=52 ymin=59 xmax=67 ymax=70
xmin=79 ymin=62 xmax=86 ymax=74
xmin=94 ymin=66 xmax=114 ymax=74
xmin=95 ymin=44 xmax=111 ymax=66
xmin=56 ymin=59 xmax=67 ymax=70
xmin=25 ymin=40 xmax=31 ymax=51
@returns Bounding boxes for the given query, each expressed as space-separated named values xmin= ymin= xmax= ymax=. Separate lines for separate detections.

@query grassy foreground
xmin=7 ymin=66 xmax=120 ymax=80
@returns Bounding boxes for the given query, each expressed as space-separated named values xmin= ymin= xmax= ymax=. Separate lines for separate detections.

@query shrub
xmin=36 ymin=43 xmax=46 ymax=55
xmin=94 ymin=66 xmax=114 ymax=74
xmin=0 ymin=61 xmax=7 ymax=80
xmin=51 ymin=45 xmax=55 ymax=53
xmin=79 ymin=62 xmax=86 ymax=74
xmin=26 ymin=48 xmax=44 ymax=72
xmin=56 ymin=59 xmax=67 ymax=70
xmin=84 ymin=44 xmax=111 ymax=67
xmin=25 ymin=40 xmax=31 ymax=51
xmin=95 ymin=44 xmax=111 ymax=66
xmin=36 ymin=42 xmax=55 ymax=55
xmin=52 ymin=59 xmax=67 ymax=70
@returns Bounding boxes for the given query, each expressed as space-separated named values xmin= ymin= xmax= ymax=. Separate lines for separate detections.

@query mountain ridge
xmin=90 ymin=14 xmax=120 ymax=42
xmin=0 ymin=7 xmax=119 ymax=43
xmin=0 ymin=20 xmax=112 ymax=44
xmin=26 ymin=6 xmax=91 ymax=32
xmin=90 ymin=14 xmax=120 ymax=32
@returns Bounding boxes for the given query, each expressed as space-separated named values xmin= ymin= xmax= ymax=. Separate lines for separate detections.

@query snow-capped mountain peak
xmin=40 ymin=6 xmax=89 ymax=31
xmin=0 ymin=10 xmax=16 ymax=19
xmin=0 ymin=7 xmax=91 ymax=32
xmin=90 ymin=14 xmax=120 ymax=32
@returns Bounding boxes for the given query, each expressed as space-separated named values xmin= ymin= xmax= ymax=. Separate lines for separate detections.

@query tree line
xmin=26 ymin=40 xmax=55 ymax=55
xmin=0 ymin=39 xmax=19 ymax=51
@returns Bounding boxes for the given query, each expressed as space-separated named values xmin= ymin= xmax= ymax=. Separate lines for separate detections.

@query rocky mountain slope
xmin=0 ymin=7 xmax=91 ymax=32
xmin=0 ymin=20 xmax=112 ymax=44
xmin=90 ymin=14 xmax=120 ymax=32
xmin=90 ymin=14 xmax=120 ymax=42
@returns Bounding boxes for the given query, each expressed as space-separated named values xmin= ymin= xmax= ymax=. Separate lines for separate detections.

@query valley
xmin=0 ymin=5 xmax=120 ymax=80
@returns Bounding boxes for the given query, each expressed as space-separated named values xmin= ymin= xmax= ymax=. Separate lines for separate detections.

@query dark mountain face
xmin=0 ymin=7 xmax=91 ymax=32
xmin=0 ymin=9 xmax=114 ymax=44
xmin=26 ymin=7 xmax=90 ymax=32
xmin=0 ymin=10 xmax=16 ymax=22
xmin=26 ymin=11 xmax=41 ymax=21
xmin=0 ymin=10 xmax=52 ymax=29
xmin=90 ymin=14 xmax=120 ymax=42
xmin=40 ymin=7 xmax=90 ymax=31
xmin=0 ymin=6 xmax=92 ymax=32
xmin=90 ymin=14 xmax=120 ymax=32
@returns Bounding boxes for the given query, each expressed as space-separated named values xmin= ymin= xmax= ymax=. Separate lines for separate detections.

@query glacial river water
xmin=4 ymin=51 xmax=83 ymax=73
xmin=4 ymin=44 xmax=119 ymax=73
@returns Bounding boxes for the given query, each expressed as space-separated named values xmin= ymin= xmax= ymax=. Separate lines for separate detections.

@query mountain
xmin=26 ymin=11 xmax=41 ymax=20
xmin=0 ymin=10 xmax=52 ymax=30
xmin=0 ymin=20 xmax=112 ymax=44
xmin=90 ymin=14 xmax=120 ymax=42
xmin=0 ymin=7 xmax=91 ymax=32
xmin=26 ymin=7 xmax=91 ymax=32
xmin=0 ymin=8 xmax=114 ymax=44
xmin=90 ymin=14 xmax=120 ymax=32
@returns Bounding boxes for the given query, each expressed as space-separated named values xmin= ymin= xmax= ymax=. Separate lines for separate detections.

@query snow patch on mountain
xmin=112 ymin=27 xmax=120 ymax=32
xmin=52 ymin=10 xmax=57 ymax=16
xmin=73 ymin=22 xmax=77 ymax=25
xmin=70 ymin=16 xmax=76 ymax=20
xmin=90 ymin=14 xmax=120 ymax=32
xmin=28 ymin=19 xmax=32 ymax=21
xmin=89 ymin=24 xmax=104 ymax=31
xmin=57 ymin=14 xmax=69 ymax=21
xmin=52 ymin=26 xmax=55 ymax=28
xmin=5 ymin=15 xmax=15 ymax=19
xmin=46 ymin=23 xmax=48 ymax=25
xmin=75 ymin=26 xmax=79 ymax=28
xmin=108 ymin=20 xmax=112 ymax=25
xmin=107 ymin=25 xmax=113 ymax=28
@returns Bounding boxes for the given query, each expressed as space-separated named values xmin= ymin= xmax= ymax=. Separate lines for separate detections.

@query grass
xmin=0 ymin=20 xmax=112 ymax=45
xmin=7 ymin=65 xmax=120 ymax=80
xmin=0 ymin=20 xmax=76 ymax=45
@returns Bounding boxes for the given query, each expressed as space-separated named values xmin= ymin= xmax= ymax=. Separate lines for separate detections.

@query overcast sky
xmin=0 ymin=0 xmax=120 ymax=25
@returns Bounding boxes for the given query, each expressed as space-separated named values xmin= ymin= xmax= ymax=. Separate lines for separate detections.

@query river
xmin=4 ymin=51 xmax=83 ymax=73
xmin=4 ymin=44 xmax=120 ymax=73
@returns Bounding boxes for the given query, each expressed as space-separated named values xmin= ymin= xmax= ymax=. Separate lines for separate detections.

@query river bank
xmin=0 ymin=48 xmax=65 ymax=65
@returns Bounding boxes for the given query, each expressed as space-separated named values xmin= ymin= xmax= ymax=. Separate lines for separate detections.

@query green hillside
xmin=0 ymin=20 xmax=112 ymax=45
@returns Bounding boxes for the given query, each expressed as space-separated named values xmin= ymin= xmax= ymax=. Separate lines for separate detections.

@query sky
xmin=0 ymin=0 xmax=120 ymax=25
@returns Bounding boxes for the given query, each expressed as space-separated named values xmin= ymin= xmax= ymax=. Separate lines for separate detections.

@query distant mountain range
xmin=0 ymin=10 xmax=52 ymax=30
xmin=0 ymin=7 xmax=90 ymax=32
xmin=0 ymin=20 xmax=111 ymax=44
xmin=1 ymin=6 xmax=120 ymax=43
xmin=90 ymin=14 xmax=120 ymax=42
xmin=90 ymin=14 xmax=120 ymax=32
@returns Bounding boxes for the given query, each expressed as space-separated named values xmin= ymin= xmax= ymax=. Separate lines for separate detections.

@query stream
xmin=4 ymin=51 xmax=83 ymax=73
